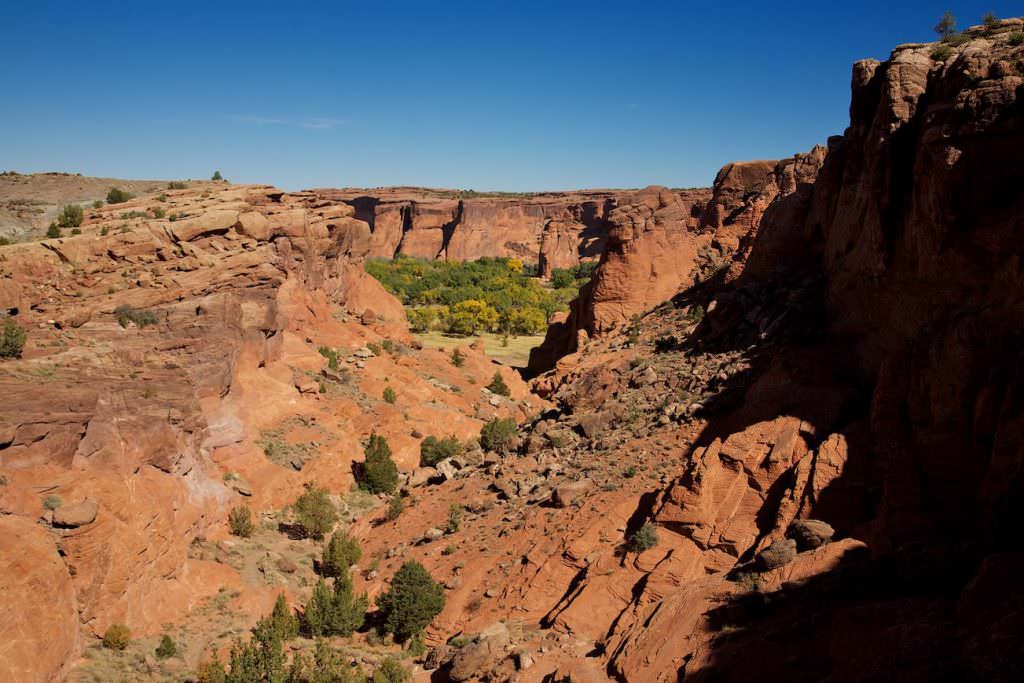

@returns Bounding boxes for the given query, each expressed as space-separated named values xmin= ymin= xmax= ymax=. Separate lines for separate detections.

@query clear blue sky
xmin=1 ymin=1 xmax=1016 ymax=191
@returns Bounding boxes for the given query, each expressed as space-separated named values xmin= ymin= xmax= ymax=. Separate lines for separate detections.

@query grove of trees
xmin=365 ymin=256 xmax=597 ymax=337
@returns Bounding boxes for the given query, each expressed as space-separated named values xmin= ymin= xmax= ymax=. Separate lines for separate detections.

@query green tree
xmin=508 ymin=306 xmax=548 ymax=335
xmin=406 ymin=307 xmax=436 ymax=332
xmin=57 ymin=204 xmax=83 ymax=228
xmin=486 ymin=371 xmax=511 ymax=397
xmin=46 ymin=223 xmax=62 ymax=239
xmin=935 ymin=10 xmax=957 ymax=38
xmin=550 ymin=268 xmax=575 ymax=289
xmin=228 ymin=505 xmax=255 ymax=538
xmin=450 ymin=347 xmax=465 ymax=367
xmin=375 ymin=560 xmax=445 ymax=642
xmin=0 ymin=318 xmax=26 ymax=358
xmin=292 ymin=487 xmax=338 ymax=539
xmin=420 ymin=435 xmax=462 ymax=467
xmin=212 ymin=170 xmax=224 ymax=181
xmin=303 ymin=579 xmax=335 ymax=638
xmin=303 ymin=575 xmax=367 ymax=637
xmin=446 ymin=299 xmax=499 ymax=336
xmin=322 ymin=531 xmax=362 ymax=578
xmin=265 ymin=593 xmax=299 ymax=641
xmin=358 ymin=434 xmax=398 ymax=494
xmin=372 ymin=657 xmax=411 ymax=683
xmin=480 ymin=417 xmax=517 ymax=452
xmin=983 ymin=11 xmax=999 ymax=32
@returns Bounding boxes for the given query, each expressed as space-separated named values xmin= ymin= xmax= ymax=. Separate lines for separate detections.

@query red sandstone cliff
xmin=313 ymin=187 xmax=627 ymax=274
xmin=4 ymin=17 xmax=1024 ymax=683
xmin=525 ymin=153 xmax=827 ymax=377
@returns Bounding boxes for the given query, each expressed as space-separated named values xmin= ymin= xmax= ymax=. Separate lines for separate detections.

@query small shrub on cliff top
xmin=486 ymin=371 xmax=511 ymax=397
xmin=228 ymin=505 xmax=255 ymax=538
xmin=934 ymin=10 xmax=957 ymax=39
xmin=43 ymin=494 xmax=62 ymax=510
xmin=983 ymin=11 xmax=999 ymax=33
xmin=102 ymin=623 xmax=131 ymax=650
xmin=450 ymin=347 xmax=465 ymax=367
xmin=46 ymin=222 xmax=62 ymax=239
xmin=212 ymin=170 xmax=223 ymax=181
xmin=375 ymin=560 xmax=445 ymax=643
xmin=932 ymin=45 xmax=954 ymax=61
xmin=479 ymin=417 xmax=516 ymax=452
xmin=57 ymin=203 xmax=83 ymax=228
xmin=1009 ymin=32 xmax=1024 ymax=46
xmin=383 ymin=386 xmax=397 ymax=404
xmin=92 ymin=199 xmax=104 ymax=209
xmin=167 ymin=180 xmax=188 ymax=190
xmin=106 ymin=187 xmax=133 ymax=204
xmin=0 ymin=317 xmax=27 ymax=358
xmin=321 ymin=531 xmax=362 ymax=578
xmin=292 ymin=487 xmax=338 ymax=539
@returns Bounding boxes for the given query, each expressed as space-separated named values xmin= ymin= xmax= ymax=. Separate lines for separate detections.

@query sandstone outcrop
xmin=0 ymin=181 xmax=543 ymax=681
xmin=314 ymin=187 xmax=626 ymax=275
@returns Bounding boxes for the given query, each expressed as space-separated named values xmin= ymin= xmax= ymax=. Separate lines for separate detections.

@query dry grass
xmin=414 ymin=331 xmax=544 ymax=367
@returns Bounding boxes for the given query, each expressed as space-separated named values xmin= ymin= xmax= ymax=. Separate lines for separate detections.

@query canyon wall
xmin=525 ymin=153 xmax=827 ymax=376
xmin=588 ymin=20 xmax=1024 ymax=680
xmin=313 ymin=187 xmax=631 ymax=274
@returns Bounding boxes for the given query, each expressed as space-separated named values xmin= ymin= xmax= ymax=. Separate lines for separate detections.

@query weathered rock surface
xmin=52 ymin=499 xmax=99 ymax=527
xmin=0 ymin=180 xmax=544 ymax=682
xmin=313 ymin=187 xmax=630 ymax=276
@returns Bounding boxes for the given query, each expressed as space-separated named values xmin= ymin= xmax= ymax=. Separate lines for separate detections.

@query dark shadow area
xmin=684 ymin=540 xmax=1024 ymax=682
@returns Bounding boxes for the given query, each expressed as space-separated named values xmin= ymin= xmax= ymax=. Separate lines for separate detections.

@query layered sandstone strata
xmin=314 ymin=187 xmax=628 ymax=274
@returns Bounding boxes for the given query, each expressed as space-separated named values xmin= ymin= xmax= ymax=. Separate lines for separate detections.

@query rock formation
xmin=0 ymin=182 xmax=543 ymax=681
xmin=526 ymin=157 xmax=822 ymax=375
xmin=4 ymin=17 xmax=1024 ymax=683
xmin=314 ymin=187 xmax=627 ymax=274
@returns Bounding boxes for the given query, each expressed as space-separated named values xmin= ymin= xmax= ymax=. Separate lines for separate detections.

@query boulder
xmin=52 ymin=500 xmax=98 ymax=528
xmin=435 ymin=458 xmax=459 ymax=481
xmin=236 ymin=211 xmax=271 ymax=241
xmin=550 ymin=479 xmax=591 ymax=508
xmin=448 ymin=622 xmax=511 ymax=681
xmin=577 ymin=410 xmax=614 ymax=438
xmin=786 ymin=519 xmax=835 ymax=551
xmin=755 ymin=538 xmax=797 ymax=571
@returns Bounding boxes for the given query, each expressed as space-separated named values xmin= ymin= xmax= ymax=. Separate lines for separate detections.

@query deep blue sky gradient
xmin=1 ymin=1 xmax=1018 ymax=190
